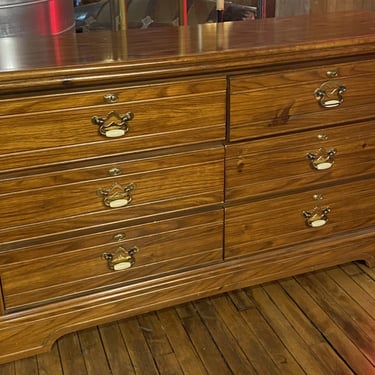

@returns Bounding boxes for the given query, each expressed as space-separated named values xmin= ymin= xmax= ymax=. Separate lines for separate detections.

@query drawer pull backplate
xmin=303 ymin=206 xmax=331 ymax=228
xmin=306 ymin=147 xmax=337 ymax=170
xmin=314 ymin=82 xmax=346 ymax=108
xmin=92 ymin=111 xmax=134 ymax=138
xmin=102 ymin=246 xmax=139 ymax=271
xmin=97 ymin=182 xmax=136 ymax=208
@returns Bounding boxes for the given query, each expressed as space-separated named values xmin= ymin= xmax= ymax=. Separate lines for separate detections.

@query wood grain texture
xmin=226 ymin=120 xmax=375 ymax=199
xmin=225 ymin=178 xmax=375 ymax=258
xmin=0 ymin=148 xmax=224 ymax=245
xmin=0 ymin=262 xmax=373 ymax=374
xmin=228 ymin=60 xmax=375 ymax=140
xmin=1 ymin=12 xmax=375 ymax=93
xmin=1 ymin=211 xmax=223 ymax=311
xmin=0 ymin=79 xmax=225 ymax=173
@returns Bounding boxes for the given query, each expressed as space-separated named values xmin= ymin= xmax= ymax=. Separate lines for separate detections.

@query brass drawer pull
xmin=92 ymin=110 xmax=134 ymax=138
xmin=306 ymin=147 xmax=337 ymax=170
xmin=303 ymin=206 xmax=330 ymax=228
xmin=314 ymin=82 xmax=346 ymax=108
xmin=102 ymin=246 xmax=139 ymax=271
xmin=103 ymin=93 xmax=119 ymax=104
xmin=326 ymin=70 xmax=338 ymax=78
xmin=108 ymin=167 xmax=122 ymax=176
xmin=113 ymin=233 xmax=126 ymax=241
xmin=317 ymin=134 xmax=328 ymax=141
xmin=97 ymin=182 xmax=136 ymax=208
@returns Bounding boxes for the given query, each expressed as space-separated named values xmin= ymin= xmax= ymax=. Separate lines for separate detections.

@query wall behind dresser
xmin=275 ymin=0 xmax=375 ymax=17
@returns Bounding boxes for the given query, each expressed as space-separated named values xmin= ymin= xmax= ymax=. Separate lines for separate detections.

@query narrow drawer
xmin=226 ymin=120 xmax=375 ymax=202
xmin=0 ymin=210 xmax=223 ymax=312
xmin=1 ymin=147 xmax=224 ymax=244
xmin=229 ymin=60 xmax=375 ymax=141
xmin=225 ymin=178 xmax=375 ymax=259
xmin=0 ymin=78 xmax=226 ymax=172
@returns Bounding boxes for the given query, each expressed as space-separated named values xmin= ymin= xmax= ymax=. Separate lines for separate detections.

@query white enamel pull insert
xmin=106 ymin=128 xmax=127 ymax=138
xmin=109 ymin=198 xmax=130 ymax=208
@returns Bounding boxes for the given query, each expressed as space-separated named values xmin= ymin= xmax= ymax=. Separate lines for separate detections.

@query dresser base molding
xmin=0 ymin=231 xmax=373 ymax=364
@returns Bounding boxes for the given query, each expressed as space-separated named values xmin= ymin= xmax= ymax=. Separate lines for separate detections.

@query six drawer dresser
xmin=0 ymin=12 xmax=374 ymax=363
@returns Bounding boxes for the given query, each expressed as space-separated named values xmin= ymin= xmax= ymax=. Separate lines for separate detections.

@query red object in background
xmin=263 ymin=0 xmax=267 ymax=16
xmin=48 ymin=0 xmax=75 ymax=34
xmin=183 ymin=0 xmax=188 ymax=26
xmin=49 ymin=0 xmax=61 ymax=34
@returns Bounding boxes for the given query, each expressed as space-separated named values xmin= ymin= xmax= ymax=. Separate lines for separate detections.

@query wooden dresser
xmin=0 ymin=12 xmax=374 ymax=363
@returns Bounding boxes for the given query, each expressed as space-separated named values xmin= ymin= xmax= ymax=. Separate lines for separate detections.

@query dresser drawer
xmin=226 ymin=120 xmax=375 ymax=202
xmin=1 ymin=147 xmax=224 ymax=244
xmin=225 ymin=178 xmax=374 ymax=259
xmin=229 ymin=60 xmax=375 ymax=141
xmin=0 ymin=210 xmax=223 ymax=312
xmin=0 ymin=78 xmax=225 ymax=172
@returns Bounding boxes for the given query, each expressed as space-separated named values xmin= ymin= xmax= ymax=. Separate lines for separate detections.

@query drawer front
xmin=0 ymin=78 xmax=226 ymax=172
xmin=225 ymin=178 xmax=375 ymax=259
xmin=0 ymin=210 xmax=223 ymax=311
xmin=1 ymin=147 xmax=224 ymax=244
xmin=229 ymin=60 xmax=375 ymax=141
xmin=226 ymin=121 xmax=375 ymax=202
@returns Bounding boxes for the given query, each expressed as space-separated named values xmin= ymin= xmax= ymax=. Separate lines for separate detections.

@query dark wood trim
xmin=265 ymin=0 xmax=276 ymax=17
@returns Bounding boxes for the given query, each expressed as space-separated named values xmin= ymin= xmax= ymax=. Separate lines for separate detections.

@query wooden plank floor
xmin=0 ymin=262 xmax=374 ymax=375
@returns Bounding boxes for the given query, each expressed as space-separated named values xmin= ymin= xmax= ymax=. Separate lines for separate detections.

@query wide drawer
xmin=229 ymin=60 xmax=375 ymax=141
xmin=0 ymin=210 xmax=223 ymax=312
xmin=0 ymin=147 xmax=224 ymax=245
xmin=226 ymin=120 xmax=375 ymax=202
xmin=0 ymin=78 xmax=226 ymax=172
xmin=225 ymin=178 xmax=375 ymax=259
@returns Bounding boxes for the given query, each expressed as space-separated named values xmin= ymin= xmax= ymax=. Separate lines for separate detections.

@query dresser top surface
xmin=1 ymin=11 xmax=375 ymax=91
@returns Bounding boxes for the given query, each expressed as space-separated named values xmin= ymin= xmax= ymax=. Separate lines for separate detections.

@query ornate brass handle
xmin=306 ymin=147 xmax=337 ymax=170
xmin=303 ymin=206 xmax=330 ymax=228
xmin=102 ymin=246 xmax=139 ymax=271
xmin=97 ymin=182 xmax=135 ymax=208
xmin=314 ymin=82 xmax=346 ymax=108
xmin=92 ymin=111 xmax=134 ymax=138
